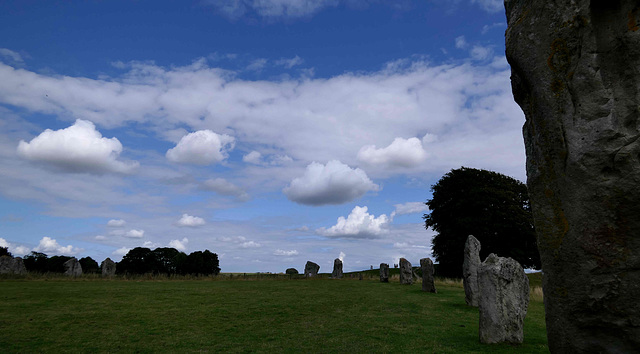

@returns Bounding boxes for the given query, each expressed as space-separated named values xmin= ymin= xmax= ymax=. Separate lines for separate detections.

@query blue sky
xmin=0 ymin=0 xmax=524 ymax=273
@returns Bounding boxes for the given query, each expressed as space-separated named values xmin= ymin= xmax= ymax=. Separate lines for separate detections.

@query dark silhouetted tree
xmin=79 ymin=257 xmax=99 ymax=273
xmin=0 ymin=247 xmax=11 ymax=257
xmin=184 ymin=250 xmax=220 ymax=275
xmin=117 ymin=247 xmax=153 ymax=274
xmin=424 ymin=167 xmax=541 ymax=278
xmin=47 ymin=256 xmax=72 ymax=273
xmin=23 ymin=252 xmax=49 ymax=273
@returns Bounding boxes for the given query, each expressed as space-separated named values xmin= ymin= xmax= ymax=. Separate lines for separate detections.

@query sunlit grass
xmin=0 ymin=275 xmax=547 ymax=352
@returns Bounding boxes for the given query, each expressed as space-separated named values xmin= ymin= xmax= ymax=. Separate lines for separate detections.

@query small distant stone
xmin=420 ymin=257 xmax=437 ymax=293
xmin=304 ymin=261 xmax=320 ymax=277
xmin=101 ymin=258 xmax=116 ymax=277
xmin=399 ymin=258 xmax=413 ymax=285
xmin=285 ymin=268 xmax=299 ymax=275
xmin=64 ymin=257 xmax=82 ymax=277
xmin=379 ymin=263 xmax=389 ymax=282
xmin=478 ymin=253 xmax=529 ymax=344
xmin=331 ymin=258 xmax=343 ymax=279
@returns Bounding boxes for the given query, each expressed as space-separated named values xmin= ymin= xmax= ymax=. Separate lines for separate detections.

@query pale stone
xmin=420 ymin=258 xmax=436 ymax=293
xmin=331 ymin=258 xmax=343 ymax=279
xmin=463 ymin=235 xmax=481 ymax=307
xmin=101 ymin=258 xmax=116 ymax=276
xmin=304 ymin=261 xmax=319 ymax=277
xmin=0 ymin=256 xmax=27 ymax=275
xmin=399 ymin=258 xmax=413 ymax=285
xmin=380 ymin=263 xmax=389 ymax=282
xmin=478 ymin=254 xmax=529 ymax=344
xmin=64 ymin=257 xmax=82 ymax=277
xmin=506 ymin=0 xmax=640 ymax=350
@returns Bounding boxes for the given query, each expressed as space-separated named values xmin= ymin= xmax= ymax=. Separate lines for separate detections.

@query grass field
xmin=0 ymin=275 xmax=548 ymax=353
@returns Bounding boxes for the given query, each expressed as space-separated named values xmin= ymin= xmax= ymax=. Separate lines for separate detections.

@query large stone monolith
xmin=399 ymin=258 xmax=413 ymax=285
xmin=477 ymin=254 xmax=529 ymax=344
xmin=304 ymin=261 xmax=320 ymax=277
xmin=379 ymin=263 xmax=389 ymax=282
xmin=101 ymin=258 xmax=116 ymax=277
xmin=64 ymin=257 xmax=82 ymax=277
xmin=0 ymin=256 xmax=27 ymax=275
xmin=420 ymin=258 xmax=436 ymax=293
xmin=331 ymin=258 xmax=343 ymax=279
xmin=463 ymin=235 xmax=481 ymax=307
xmin=505 ymin=1 xmax=640 ymax=351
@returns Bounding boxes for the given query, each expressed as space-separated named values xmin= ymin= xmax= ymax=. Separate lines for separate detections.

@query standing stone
xmin=63 ymin=257 xmax=82 ymax=277
xmin=331 ymin=258 xmax=343 ymax=279
xmin=505 ymin=1 xmax=640 ymax=351
xmin=101 ymin=258 xmax=116 ymax=277
xmin=399 ymin=258 xmax=413 ymax=285
xmin=420 ymin=258 xmax=437 ymax=293
xmin=304 ymin=261 xmax=320 ymax=277
xmin=0 ymin=256 xmax=27 ymax=275
xmin=463 ymin=235 xmax=481 ymax=307
xmin=477 ymin=254 xmax=529 ymax=344
xmin=285 ymin=268 xmax=298 ymax=275
xmin=379 ymin=263 xmax=389 ymax=282
xmin=358 ymin=272 xmax=363 ymax=280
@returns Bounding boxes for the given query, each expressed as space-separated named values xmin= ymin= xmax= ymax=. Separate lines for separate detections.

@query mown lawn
xmin=0 ymin=277 xmax=548 ymax=353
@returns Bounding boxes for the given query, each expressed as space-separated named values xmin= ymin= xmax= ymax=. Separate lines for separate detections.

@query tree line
xmin=4 ymin=247 xmax=220 ymax=276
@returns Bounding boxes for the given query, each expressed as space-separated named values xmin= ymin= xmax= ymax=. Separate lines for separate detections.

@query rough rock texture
xmin=399 ymin=258 xmax=413 ymax=285
xmin=463 ymin=235 xmax=481 ymax=307
xmin=420 ymin=258 xmax=437 ymax=293
xmin=0 ymin=256 xmax=27 ymax=275
xmin=64 ymin=258 xmax=82 ymax=277
xmin=304 ymin=261 xmax=320 ymax=277
xmin=101 ymin=258 xmax=116 ymax=276
xmin=331 ymin=258 xmax=343 ymax=279
xmin=379 ymin=263 xmax=389 ymax=282
xmin=505 ymin=1 xmax=640 ymax=351
xmin=478 ymin=254 xmax=529 ymax=344
xmin=285 ymin=268 xmax=299 ymax=275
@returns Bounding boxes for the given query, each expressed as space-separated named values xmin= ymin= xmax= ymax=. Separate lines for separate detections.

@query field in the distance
xmin=0 ymin=276 xmax=548 ymax=353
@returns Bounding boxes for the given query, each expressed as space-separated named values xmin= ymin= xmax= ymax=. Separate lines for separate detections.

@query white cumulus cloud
xmin=208 ymin=0 xmax=339 ymax=19
xmin=113 ymin=246 xmax=131 ymax=256
xmin=107 ymin=219 xmax=126 ymax=227
xmin=283 ymin=160 xmax=379 ymax=206
xmin=357 ymin=137 xmax=427 ymax=168
xmin=393 ymin=202 xmax=429 ymax=216
xmin=0 ymin=237 xmax=30 ymax=256
xmin=168 ymin=237 xmax=189 ymax=251
xmin=33 ymin=236 xmax=81 ymax=255
xmin=166 ymin=130 xmax=235 ymax=165
xmin=274 ymin=249 xmax=298 ymax=256
xmin=125 ymin=229 xmax=144 ymax=238
xmin=241 ymin=241 xmax=261 ymax=248
xmin=243 ymin=151 xmax=262 ymax=164
xmin=318 ymin=206 xmax=389 ymax=238
xmin=17 ymin=119 xmax=138 ymax=174
xmin=177 ymin=214 xmax=206 ymax=227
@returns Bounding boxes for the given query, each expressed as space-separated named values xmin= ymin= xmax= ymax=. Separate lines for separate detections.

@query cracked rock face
xmin=101 ymin=258 xmax=116 ymax=276
xmin=463 ymin=235 xmax=481 ymax=307
xmin=399 ymin=258 xmax=413 ymax=285
xmin=331 ymin=258 xmax=343 ymax=279
xmin=64 ymin=257 xmax=82 ymax=277
xmin=304 ymin=261 xmax=320 ymax=277
xmin=505 ymin=0 xmax=640 ymax=351
xmin=379 ymin=263 xmax=389 ymax=282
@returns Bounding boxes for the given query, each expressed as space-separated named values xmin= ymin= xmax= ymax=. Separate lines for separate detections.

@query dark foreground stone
xmin=505 ymin=0 xmax=640 ymax=351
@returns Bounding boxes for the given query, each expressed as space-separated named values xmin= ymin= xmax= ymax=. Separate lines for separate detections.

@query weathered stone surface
xmin=0 ymin=256 xmax=27 ymax=275
xmin=463 ymin=235 xmax=481 ymax=307
xmin=505 ymin=1 xmax=640 ymax=351
xmin=331 ymin=258 xmax=343 ymax=279
xmin=420 ymin=258 xmax=437 ymax=293
xmin=285 ymin=268 xmax=298 ymax=275
xmin=64 ymin=257 xmax=82 ymax=277
xmin=101 ymin=258 xmax=116 ymax=276
xmin=399 ymin=258 xmax=413 ymax=285
xmin=379 ymin=263 xmax=389 ymax=282
xmin=478 ymin=254 xmax=529 ymax=344
xmin=304 ymin=261 xmax=320 ymax=277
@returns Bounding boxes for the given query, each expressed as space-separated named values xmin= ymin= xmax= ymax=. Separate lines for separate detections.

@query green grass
xmin=0 ymin=277 xmax=548 ymax=353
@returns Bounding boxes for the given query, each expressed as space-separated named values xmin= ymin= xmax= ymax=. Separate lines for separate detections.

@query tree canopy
xmin=424 ymin=167 xmax=541 ymax=278
xmin=117 ymin=247 xmax=220 ymax=276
